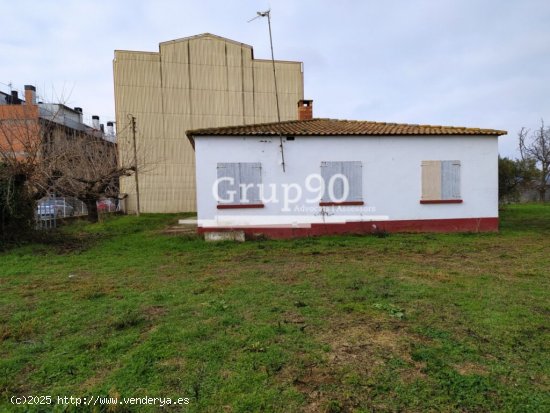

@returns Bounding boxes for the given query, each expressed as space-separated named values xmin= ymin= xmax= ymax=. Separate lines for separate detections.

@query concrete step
xmin=204 ymin=231 xmax=245 ymax=242
xmin=178 ymin=218 xmax=197 ymax=225
xmin=162 ymin=218 xmax=198 ymax=235
xmin=163 ymin=226 xmax=197 ymax=235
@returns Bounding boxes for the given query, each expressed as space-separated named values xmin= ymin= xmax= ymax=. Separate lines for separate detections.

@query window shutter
xmin=239 ymin=162 xmax=262 ymax=203
xmin=321 ymin=161 xmax=362 ymax=202
xmin=321 ymin=161 xmax=342 ymax=202
xmin=217 ymin=162 xmax=262 ymax=204
xmin=342 ymin=161 xmax=362 ymax=202
xmin=441 ymin=160 xmax=461 ymax=200
xmin=421 ymin=161 xmax=441 ymax=200
xmin=217 ymin=163 xmax=240 ymax=204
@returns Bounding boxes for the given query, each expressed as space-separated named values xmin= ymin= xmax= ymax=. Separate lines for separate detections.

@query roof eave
xmin=187 ymin=131 xmax=507 ymax=138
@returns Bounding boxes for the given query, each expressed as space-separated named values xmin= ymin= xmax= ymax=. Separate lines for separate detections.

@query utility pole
xmin=250 ymin=9 xmax=286 ymax=172
xmin=130 ymin=115 xmax=141 ymax=216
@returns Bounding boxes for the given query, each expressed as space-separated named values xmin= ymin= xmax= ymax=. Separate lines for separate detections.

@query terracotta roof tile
xmin=186 ymin=118 xmax=507 ymax=139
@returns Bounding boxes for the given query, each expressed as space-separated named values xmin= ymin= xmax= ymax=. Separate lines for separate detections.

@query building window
xmin=216 ymin=162 xmax=264 ymax=209
xmin=421 ymin=160 xmax=462 ymax=204
xmin=320 ymin=161 xmax=364 ymax=206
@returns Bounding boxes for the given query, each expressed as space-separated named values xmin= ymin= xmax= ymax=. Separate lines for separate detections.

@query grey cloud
xmin=1 ymin=0 xmax=549 ymax=157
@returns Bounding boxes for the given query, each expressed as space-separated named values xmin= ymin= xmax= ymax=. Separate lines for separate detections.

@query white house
xmin=187 ymin=103 xmax=506 ymax=239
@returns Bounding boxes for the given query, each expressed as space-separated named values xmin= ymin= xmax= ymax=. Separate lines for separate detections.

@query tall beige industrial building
xmin=113 ymin=33 xmax=304 ymax=213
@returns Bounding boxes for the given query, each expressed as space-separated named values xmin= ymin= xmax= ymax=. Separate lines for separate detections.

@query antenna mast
xmin=249 ymin=9 xmax=286 ymax=172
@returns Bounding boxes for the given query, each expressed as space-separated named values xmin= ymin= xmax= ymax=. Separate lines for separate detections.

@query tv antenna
xmin=249 ymin=9 xmax=286 ymax=172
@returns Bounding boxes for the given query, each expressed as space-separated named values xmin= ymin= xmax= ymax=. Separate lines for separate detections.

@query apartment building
xmin=113 ymin=33 xmax=304 ymax=213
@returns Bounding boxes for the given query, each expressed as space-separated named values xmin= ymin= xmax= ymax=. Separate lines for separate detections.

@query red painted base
xmin=198 ymin=217 xmax=499 ymax=239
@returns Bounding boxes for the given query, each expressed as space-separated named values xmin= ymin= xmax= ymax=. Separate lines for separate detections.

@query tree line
xmin=500 ymin=119 xmax=550 ymax=203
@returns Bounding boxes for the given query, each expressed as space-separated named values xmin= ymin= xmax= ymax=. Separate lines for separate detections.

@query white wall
xmin=193 ymin=135 xmax=499 ymax=227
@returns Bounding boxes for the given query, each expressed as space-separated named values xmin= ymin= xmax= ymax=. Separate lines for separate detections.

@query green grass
xmin=0 ymin=205 xmax=549 ymax=412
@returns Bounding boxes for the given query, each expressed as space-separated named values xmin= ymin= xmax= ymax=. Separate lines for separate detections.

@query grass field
xmin=0 ymin=204 xmax=549 ymax=412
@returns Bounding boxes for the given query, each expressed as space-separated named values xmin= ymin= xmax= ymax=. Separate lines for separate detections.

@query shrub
xmin=0 ymin=167 xmax=35 ymax=244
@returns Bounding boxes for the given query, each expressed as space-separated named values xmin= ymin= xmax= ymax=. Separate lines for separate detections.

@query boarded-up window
xmin=320 ymin=161 xmax=363 ymax=202
xmin=217 ymin=162 xmax=261 ymax=204
xmin=421 ymin=160 xmax=461 ymax=200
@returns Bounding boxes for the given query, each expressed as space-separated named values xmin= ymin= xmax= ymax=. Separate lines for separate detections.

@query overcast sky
xmin=2 ymin=0 xmax=549 ymax=157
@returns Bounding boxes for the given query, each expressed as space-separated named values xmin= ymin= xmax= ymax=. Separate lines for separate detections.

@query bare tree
xmin=1 ymin=101 xmax=148 ymax=225
xmin=45 ymin=133 xmax=136 ymax=222
xmin=519 ymin=120 xmax=550 ymax=202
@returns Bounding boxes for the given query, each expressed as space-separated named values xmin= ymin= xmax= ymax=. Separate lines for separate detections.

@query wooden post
xmin=131 ymin=115 xmax=140 ymax=216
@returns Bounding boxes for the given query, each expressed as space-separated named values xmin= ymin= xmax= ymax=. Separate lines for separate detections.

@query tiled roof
xmin=186 ymin=118 xmax=507 ymax=139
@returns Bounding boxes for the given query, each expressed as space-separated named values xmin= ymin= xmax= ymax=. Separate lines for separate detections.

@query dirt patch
xmin=293 ymin=366 xmax=335 ymax=391
xmin=283 ymin=318 xmax=428 ymax=412
xmin=282 ymin=311 xmax=306 ymax=325
xmin=80 ymin=365 xmax=119 ymax=391
xmin=321 ymin=320 xmax=408 ymax=364
xmin=158 ymin=357 xmax=186 ymax=370
xmin=332 ymin=325 xmax=398 ymax=354
xmin=133 ymin=306 xmax=167 ymax=339
xmin=141 ymin=306 xmax=167 ymax=333
xmin=292 ymin=367 xmax=339 ymax=413
xmin=144 ymin=305 xmax=167 ymax=320
xmin=454 ymin=362 xmax=489 ymax=376
xmin=323 ymin=322 xmax=427 ymax=381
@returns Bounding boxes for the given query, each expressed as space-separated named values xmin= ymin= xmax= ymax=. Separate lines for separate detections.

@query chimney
xmin=24 ymin=85 xmax=36 ymax=105
xmin=100 ymin=124 xmax=105 ymax=133
xmin=10 ymin=91 xmax=20 ymax=105
xmin=297 ymin=99 xmax=313 ymax=120
xmin=74 ymin=107 xmax=83 ymax=123
xmin=92 ymin=115 xmax=100 ymax=129
xmin=106 ymin=121 xmax=114 ymax=136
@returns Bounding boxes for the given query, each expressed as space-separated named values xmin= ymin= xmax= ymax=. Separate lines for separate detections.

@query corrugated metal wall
xmin=114 ymin=34 xmax=304 ymax=213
